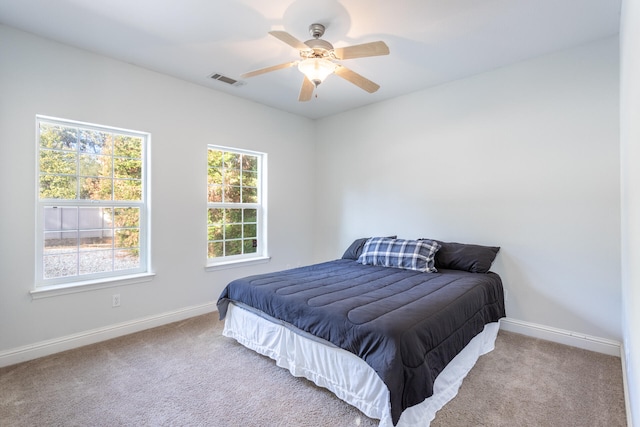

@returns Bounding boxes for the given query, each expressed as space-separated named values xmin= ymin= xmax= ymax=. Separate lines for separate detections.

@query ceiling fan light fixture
xmin=298 ymin=58 xmax=336 ymax=87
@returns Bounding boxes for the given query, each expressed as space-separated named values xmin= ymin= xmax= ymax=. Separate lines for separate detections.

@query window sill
xmin=205 ymin=256 xmax=271 ymax=272
xmin=30 ymin=272 xmax=156 ymax=300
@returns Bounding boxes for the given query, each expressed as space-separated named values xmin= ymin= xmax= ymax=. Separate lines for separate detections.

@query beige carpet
xmin=0 ymin=313 xmax=626 ymax=426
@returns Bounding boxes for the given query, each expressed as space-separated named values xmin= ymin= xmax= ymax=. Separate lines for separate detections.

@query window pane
xmin=226 ymin=208 xmax=242 ymax=223
xmin=225 ymin=224 xmax=242 ymax=239
xmin=208 ymin=150 xmax=223 ymax=168
xmin=39 ymin=123 xmax=77 ymax=151
xmin=79 ymin=207 xmax=111 ymax=229
xmin=60 ymin=207 xmax=79 ymax=229
xmin=79 ymin=129 xmax=107 ymax=154
xmin=79 ymin=250 xmax=112 ymax=275
xmin=114 ymin=157 xmax=141 ymax=179
xmin=81 ymin=177 xmax=112 ymax=200
xmin=208 ymin=185 xmax=222 ymax=202
xmin=208 ymin=168 xmax=222 ymax=185
xmin=43 ymin=206 xmax=79 ymax=230
xmin=243 ymin=224 xmax=257 ymax=238
xmin=115 ymin=249 xmax=140 ymax=270
xmin=79 ymin=229 xmax=112 ymax=249
xmin=40 ymin=175 xmax=77 ymax=199
xmin=79 ymin=154 xmax=111 ymax=177
xmin=242 ymin=170 xmax=257 ymax=187
xmin=243 ymin=239 xmax=257 ymax=254
xmin=115 ymin=229 xmax=139 ymax=249
xmin=225 ymin=240 xmax=242 ymax=256
xmin=225 ymin=185 xmax=241 ymax=203
xmin=44 ymin=231 xmax=78 ymax=253
xmin=208 ymin=242 xmax=224 ymax=258
xmin=40 ymin=149 xmax=76 ymax=174
xmin=114 ymin=179 xmax=142 ymax=201
xmin=224 ymin=152 xmax=241 ymax=169
xmin=208 ymin=208 xmax=223 ymax=225
xmin=43 ymin=253 xmax=78 ymax=279
xmin=225 ymin=169 xmax=240 ymax=185
xmin=243 ymin=209 xmax=257 ymax=222
xmin=242 ymin=187 xmax=258 ymax=203
xmin=44 ymin=207 xmax=61 ymax=231
xmin=114 ymin=207 xmax=139 ymax=228
xmin=44 ymin=206 xmax=76 ymax=231
xmin=242 ymin=155 xmax=258 ymax=171
xmin=208 ymin=225 xmax=223 ymax=241
xmin=113 ymin=135 xmax=142 ymax=158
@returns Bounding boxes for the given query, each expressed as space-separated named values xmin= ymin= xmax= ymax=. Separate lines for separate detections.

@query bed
xmin=217 ymin=237 xmax=505 ymax=426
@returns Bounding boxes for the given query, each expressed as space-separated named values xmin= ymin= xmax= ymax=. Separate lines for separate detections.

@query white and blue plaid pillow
xmin=357 ymin=237 xmax=441 ymax=273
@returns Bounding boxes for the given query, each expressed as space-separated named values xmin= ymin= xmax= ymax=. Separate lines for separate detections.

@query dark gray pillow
xmin=430 ymin=240 xmax=500 ymax=273
xmin=342 ymin=236 xmax=397 ymax=260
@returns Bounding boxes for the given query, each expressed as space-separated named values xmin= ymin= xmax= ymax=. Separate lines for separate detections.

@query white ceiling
xmin=0 ymin=0 xmax=621 ymax=119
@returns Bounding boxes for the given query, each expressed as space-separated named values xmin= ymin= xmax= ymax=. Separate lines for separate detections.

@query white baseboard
xmin=499 ymin=317 xmax=621 ymax=357
xmin=0 ymin=301 xmax=217 ymax=368
xmin=620 ymin=344 xmax=634 ymax=427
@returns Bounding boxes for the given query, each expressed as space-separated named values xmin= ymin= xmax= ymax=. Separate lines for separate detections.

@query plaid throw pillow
xmin=357 ymin=237 xmax=441 ymax=273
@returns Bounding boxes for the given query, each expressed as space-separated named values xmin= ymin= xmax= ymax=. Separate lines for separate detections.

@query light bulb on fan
xmin=298 ymin=58 xmax=337 ymax=87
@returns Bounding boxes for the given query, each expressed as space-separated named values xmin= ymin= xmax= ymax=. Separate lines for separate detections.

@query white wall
xmin=314 ymin=38 xmax=621 ymax=342
xmin=0 ymin=25 xmax=316 ymax=355
xmin=620 ymin=0 xmax=639 ymax=424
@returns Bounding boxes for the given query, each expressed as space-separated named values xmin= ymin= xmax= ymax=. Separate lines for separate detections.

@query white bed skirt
xmin=222 ymin=302 xmax=500 ymax=427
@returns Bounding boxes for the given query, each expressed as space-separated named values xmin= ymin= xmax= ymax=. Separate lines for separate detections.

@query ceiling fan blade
xmin=241 ymin=61 xmax=297 ymax=78
xmin=333 ymin=41 xmax=390 ymax=60
xmin=299 ymin=76 xmax=315 ymax=102
xmin=334 ymin=66 xmax=380 ymax=93
xmin=269 ymin=31 xmax=311 ymax=51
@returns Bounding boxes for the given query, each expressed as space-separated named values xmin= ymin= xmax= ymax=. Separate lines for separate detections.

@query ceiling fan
xmin=241 ymin=23 xmax=390 ymax=102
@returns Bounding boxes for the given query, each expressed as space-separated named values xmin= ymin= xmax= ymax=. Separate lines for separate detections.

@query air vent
xmin=209 ymin=73 xmax=245 ymax=87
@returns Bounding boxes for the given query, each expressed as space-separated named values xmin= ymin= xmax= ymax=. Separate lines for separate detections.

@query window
xmin=36 ymin=116 xmax=149 ymax=288
xmin=207 ymin=146 xmax=267 ymax=266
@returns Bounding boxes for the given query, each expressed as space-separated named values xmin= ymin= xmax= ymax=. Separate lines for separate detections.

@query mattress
xmin=223 ymin=302 xmax=501 ymax=426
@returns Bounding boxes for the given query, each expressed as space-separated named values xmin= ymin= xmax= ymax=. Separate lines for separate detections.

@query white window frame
xmin=206 ymin=145 xmax=269 ymax=270
xmin=33 ymin=115 xmax=152 ymax=296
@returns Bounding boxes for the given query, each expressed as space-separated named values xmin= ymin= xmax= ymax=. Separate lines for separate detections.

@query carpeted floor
xmin=0 ymin=313 xmax=627 ymax=426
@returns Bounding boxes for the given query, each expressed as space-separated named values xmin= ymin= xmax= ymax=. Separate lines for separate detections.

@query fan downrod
xmin=309 ymin=23 xmax=325 ymax=39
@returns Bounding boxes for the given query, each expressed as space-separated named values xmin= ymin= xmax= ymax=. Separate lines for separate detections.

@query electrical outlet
xmin=112 ymin=294 xmax=121 ymax=307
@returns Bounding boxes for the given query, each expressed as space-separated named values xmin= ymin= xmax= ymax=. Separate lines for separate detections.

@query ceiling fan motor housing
xmin=303 ymin=38 xmax=334 ymax=58
xmin=302 ymin=23 xmax=334 ymax=58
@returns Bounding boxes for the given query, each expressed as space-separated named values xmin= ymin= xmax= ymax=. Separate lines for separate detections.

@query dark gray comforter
xmin=217 ymin=259 xmax=505 ymax=425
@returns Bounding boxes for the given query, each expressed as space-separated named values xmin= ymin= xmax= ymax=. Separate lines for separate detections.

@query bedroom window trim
xmin=30 ymin=272 xmax=156 ymax=299
xmin=206 ymin=145 xmax=269 ymax=269
xmin=34 ymin=115 xmax=151 ymax=291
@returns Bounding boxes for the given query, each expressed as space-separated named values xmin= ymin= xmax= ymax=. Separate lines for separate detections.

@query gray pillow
xmin=431 ymin=240 xmax=500 ymax=273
